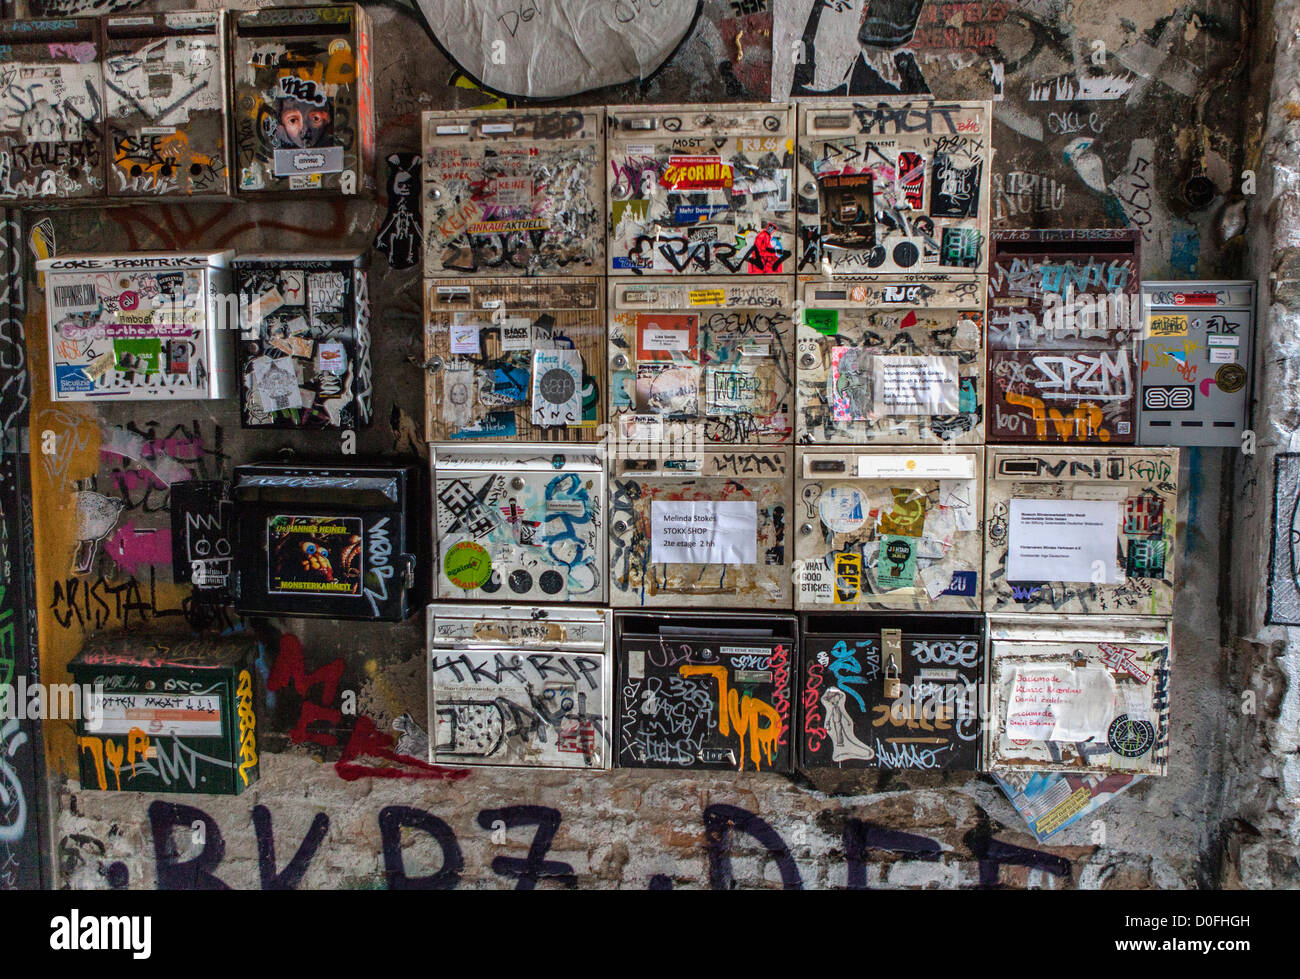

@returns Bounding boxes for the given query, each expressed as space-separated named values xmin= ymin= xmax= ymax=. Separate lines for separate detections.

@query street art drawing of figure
xmin=274 ymin=96 xmax=335 ymax=150
xmin=790 ymin=0 xmax=930 ymax=97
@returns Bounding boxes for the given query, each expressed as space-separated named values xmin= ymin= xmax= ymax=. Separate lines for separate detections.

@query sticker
xmin=444 ymin=540 xmax=492 ymax=590
xmin=833 ymin=553 xmax=861 ymax=603
xmin=650 ymin=500 xmax=757 ymax=565
xmin=450 ymin=322 xmax=481 ymax=355
xmin=499 ymin=317 xmax=533 ymax=351
xmin=878 ymin=488 xmax=926 ymax=537
xmin=267 ymin=515 xmax=363 ymax=595
xmin=531 ymin=348 xmax=583 ymax=426
xmin=1006 ymin=667 xmax=1117 ymax=742
xmin=800 ymin=563 xmax=833 ymax=603
xmin=317 ymin=342 xmax=346 ymax=373
xmin=636 ymin=364 xmax=700 ymax=416
xmin=872 ymin=355 xmax=960 ymax=415
xmin=688 ymin=288 xmax=726 ymax=306
xmin=877 ymin=535 xmax=917 ymax=590
xmin=274 ymin=146 xmax=345 ymax=178
xmin=938 ymin=479 xmax=977 ymax=531
xmin=1098 ymin=642 xmax=1152 ymax=683
xmin=857 ymin=454 xmax=976 ymax=479
xmin=636 ymin=313 xmax=697 ymax=360
xmin=374 ymin=152 xmax=423 ymax=270
xmin=1209 ymin=347 xmax=1235 ymax=364
xmin=706 ymin=367 xmax=759 ymax=414
xmin=251 ymin=356 xmax=303 ymax=413
xmin=55 ymin=364 xmax=93 ymax=393
xmin=244 ymin=287 xmax=284 ymax=326
xmin=1216 ymin=363 xmax=1247 ymax=393
xmin=828 ymin=347 xmax=870 ymax=421
xmin=660 ymin=155 xmax=733 ymax=191
xmin=84 ymin=350 xmax=116 ymax=381
xmin=443 ymin=362 xmax=474 ymax=428
xmin=308 ymin=272 xmax=347 ymax=317
xmin=622 ymin=413 xmax=663 ymax=442
xmin=818 ymin=485 xmax=870 ymax=534
xmin=1007 ymin=499 xmax=1121 ymax=584
xmin=1107 ymin=714 xmax=1156 ymax=758
xmin=1147 ymin=313 xmax=1188 ymax=338
xmin=98 ymin=693 xmax=223 ymax=737
xmin=804 ymin=309 xmax=838 ymax=335
xmin=112 ymin=338 xmax=163 ymax=375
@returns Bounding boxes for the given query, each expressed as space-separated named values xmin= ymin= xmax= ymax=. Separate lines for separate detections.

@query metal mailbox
xmin=608 ymin=277 xmax=795 ymax=445
xmin=984 ymin=446 xmax=1178 ymax=616
xmin=422 ymin=107 xmax=604 ymax=277
xmin=615 ymin=611 xmax=797 ymax=772
xmin=70 ymin=633 xmax=259 ymax=795
xmin=0 ymin=18 xmax=104 ymax=204
xmin=796 ymin=100 xmax=992 ymax=276
xmin=233 ymin=462 xmax=420 ymax=621
xmin=102 ymin=10 xmax=229 ymax=198
xmin=987 ymin=230 xmax=1142 ymax=444
xmin=795 ymin=447 xmax=983 ymax=612
xmin=38 ymin=251 xmax=234 ymax=401
xmin=1138 ymin=280 xmax=1255 ymax=447
xmin=424 ymin=277 xmax=604 ymax=442
xmin=606 ymin=103 xmax=795 ymax=276
xmin=235 ymin=252 xmax=371 ymax=430
xmin=799 ymin=612 xmax=985 ymax=771
xmin=431 ymin=444 xmax=606 ymax=605
xmin=796 ymin=276 xmax=985 ymax=444
xmin=232 ymin=3 xmax=374 ymax=195
xmin=427 ymin=604 xmax=612 ymax=769
xmin=609 ymin=447 xmax=792 ymax=609
xmin=985 ymin=615 xmax=1172 ymax=777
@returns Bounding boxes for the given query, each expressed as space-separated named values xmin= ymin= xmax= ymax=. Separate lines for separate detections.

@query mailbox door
xmin=608 ymin=277 xmax=795 ymax=446
xmin=796 ymin=277 xmax=985 ymax=444
xmin=606 ymin=104 xmax=796 ymax=276
xmin=796 ymin=448 xmax=983 ymax=611
xmin=797 ymin=101 xmax=992 ymax=276
xmin=984 ymin=447 xmax=1178 ymax=616
xmin=424 ymin=278 xmax=604 ymax=442
xmin=422 ymin=107 xmax=604 ymax=277
xmin=608 ymin=449 xmax=792 ymax=608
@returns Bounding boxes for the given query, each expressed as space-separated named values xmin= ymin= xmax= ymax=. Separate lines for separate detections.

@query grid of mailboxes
xmin=27 ymin=8 xmax=1255 ymax=791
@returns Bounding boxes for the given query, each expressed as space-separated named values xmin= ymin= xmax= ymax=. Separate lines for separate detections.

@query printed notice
xmin=1006 ymin=498 xmax=1120 ymax=583
xmin=98 ymin=693 xmax=223 ymax=737
xmin=871 ymin=356 xmax=959 ymax=415
xmin=650 ymin=500 xmax=757 ymax=565
xmin=1006 ymin=667 xmax=1117 ymax=742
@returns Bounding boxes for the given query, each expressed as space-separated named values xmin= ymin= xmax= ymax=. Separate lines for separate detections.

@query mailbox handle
xmin=401 ymin=554 xmax=416 ymax=589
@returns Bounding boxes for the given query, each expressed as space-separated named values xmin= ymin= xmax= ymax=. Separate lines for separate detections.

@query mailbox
xmin=796 ymin=447 xmax=983 ymax=612
xmin=1138 ymin=280 xmax=1255 ymax=447
xmin=235 ymin=252 xmax=371 ymax=429
xmin=427 ymin=604 xmax=611 ymax=769
xmin=431 ymin=444 xmax=606 ymax=605
xmin=615 ymin=611 xmax=797 ymax=772
xmin=608 ymin=277 xmax=795 ymax=446
xmin=233 ymin=462 xmax=420 ymax=621
xmin=609 ymin=447 xmax=792 ymax=609
xmin=606 ymin=103 xmax=795 ymax=275
xmin=424 ymin=277 xmax=604 ymax=442
xmin=799 ymin=612 xmax=985 ymax=771
xmin=422 ymin=107 xmax=604 ymax=277
xmin=985 ymin=615 xmax=1171 ymax=777
xmin=0 ymin=18 xmax=104 ymax=204
xmin=796 ymin=100 xmax=992 ymax=276
xmin=38 ymin=251 xmax=233 ymax=401
xmin=70 ymin=634 xmax=259 ymax=795
xmin=984 ymin=446 xmax=1178 ymax=616
xmin=796 ymin=276 xmax=985 ymax=444
xmin=232 ymin=3 xmax=374 ymax=195
xmin=102 ymin=11 xmax=229 ymax=198
xmin=987 ymin=230 xmax=1141 ymax=444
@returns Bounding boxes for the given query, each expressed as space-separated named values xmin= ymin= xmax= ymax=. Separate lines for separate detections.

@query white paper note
xmin=1006 ymin=498 xmax=1121 ymax=583
xmin=871 ymin=355 xmax=960 ymax=415
xmin=939 ymin=479 xmax=978 ymax=531
xmin=651 ymin=500 xmax=757 ymax=565
xmin=1006 ymin=667 xmax=1117 ymax=742
xmin=450 ymin=322 xmax=481 ymax=355
xmin=531 ymin=348 xmax=583 ymax=426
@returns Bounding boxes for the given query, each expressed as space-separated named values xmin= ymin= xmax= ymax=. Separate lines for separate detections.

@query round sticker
xmin=538 ymin=368 xmax=576 ymax=405
xmin=444 ymin=540 xmax=491 ymax=590
xmin=819 ymin=484 xmax=870 ymax=533
xmin=1215 ymin=363 xmax=1247 ymax=394
xmin=1107 ymin=714 xmax=1155 ymax=758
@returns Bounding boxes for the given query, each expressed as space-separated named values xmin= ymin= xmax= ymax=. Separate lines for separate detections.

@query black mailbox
xmin=233 ymin=462 xmax=419 ymax=621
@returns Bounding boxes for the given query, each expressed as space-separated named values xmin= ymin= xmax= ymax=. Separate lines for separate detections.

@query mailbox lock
xmin=614 ymin=520 xmax=628 ymax=533
xmin=613 ymin=353 xmax=628 ymax=369
xmin=426 ymin=356 xmax=443 ymax=373
xmin=799 ymin=351 xmax=817 ymax=369
xmin=799 ymin=522 xmax=814 ymax=536
xmin=510 ymin=477 xmax=525 ymax=490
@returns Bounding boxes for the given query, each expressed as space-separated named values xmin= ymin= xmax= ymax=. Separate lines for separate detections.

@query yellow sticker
xmin=1147 ymin=313 xmax=1187 ymax=338
xmin=833 ymin=552 xmax=861 ymax=604
xmin=689 ymin=288 xmax=725 ymax=306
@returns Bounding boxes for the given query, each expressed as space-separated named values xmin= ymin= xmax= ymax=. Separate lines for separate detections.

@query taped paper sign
xmin=651 ymin=501 xmax=757 ymax=565
xmin=531 ymin=348 xmax=583 ymax=426
xmin=450 ymin=321 xmax=481 ymax=354
xmin=1006 ymin=667 xmax=1117 ymax=742
xmin=637 ymin=313 xmax=698 ymax=360
xmin=1007 ymin=499 xmax=1121 ymax=583
xmin=871 ymin=356 xmax=959 ymax=415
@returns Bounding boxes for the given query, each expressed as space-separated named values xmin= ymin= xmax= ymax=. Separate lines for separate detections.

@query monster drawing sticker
xmin=267 ymin=515 xmax=363 ymax=596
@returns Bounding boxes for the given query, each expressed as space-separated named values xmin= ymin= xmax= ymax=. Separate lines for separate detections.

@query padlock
xmin=882 ymin=628 xmax=903 ymax=698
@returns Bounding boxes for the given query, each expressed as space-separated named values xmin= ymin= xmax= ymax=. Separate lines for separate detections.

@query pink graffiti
xmin=105 ymin=520 xmax=173 ymax=575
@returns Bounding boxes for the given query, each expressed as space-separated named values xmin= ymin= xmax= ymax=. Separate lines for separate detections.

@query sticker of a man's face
xmin=275 ymin=97 xmax=333 ymax=149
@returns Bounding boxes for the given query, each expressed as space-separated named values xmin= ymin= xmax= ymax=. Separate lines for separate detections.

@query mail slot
xmin=232 ymin=3 xmax=374 ymax=195
xmin=424 ymin=277 xmax=604 ymax=441
xmin=795 ymin=447 xmax=983 ymax=612
xmin=987 ymin=230 xmax=1142 ymax=444
xmin=796 ymin=276 xmax=985 ymax=444
xmin=232 ymin=462 xmax=419 ymax=621
xmin=422 ymin=107 xmax=604 ymax=277
xmin=609 ymin=448 xmax=792 ymax=609
xmin=608 ymin=277 xmax=795 ymax=445
xmin=431 ymin=444 xmax=606 ymax=605
xmin=38 ymin=251 xmax=233 ymax=401
xmin=797 ymin=100 xmax=992 ymax=276
xmin=69 ymin=633 xmax=259 ymax=795
xmin=985 ymin=615 xmax=1171 ymax=776
xmin=799 ymin=613 xmax=985 ymax=771
xmin=1139 ymin=280 xmax=1255 ymax=447
xmin=235 ymin=252 xmax=371 ymax=430
xmin=984 ymin=446 xmax=1178 ymax=616
xmin=0 ymin=18 xmax=104 ymax=204
xmin=102 ymin=11 xmax=229 ymax=198
xmin=427 ymin=604 xmax=611 ymax=769
xmin=615 ymin=611 xmax=797 ymax=772
xmin=607 ymin=103 xmax=795 ymax=275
